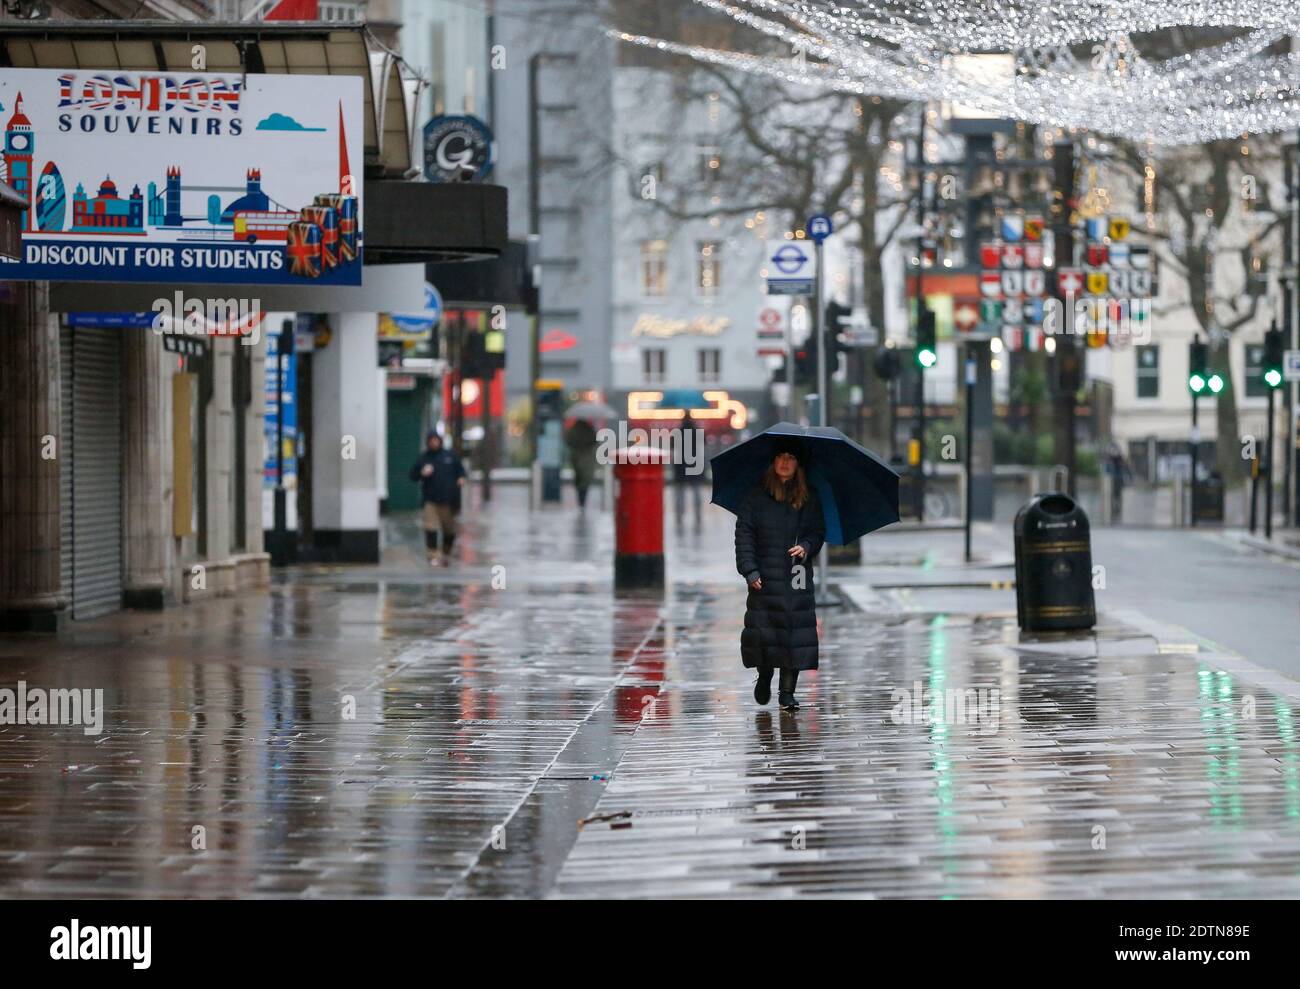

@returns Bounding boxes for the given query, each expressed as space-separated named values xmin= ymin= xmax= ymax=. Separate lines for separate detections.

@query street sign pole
xmin=806 ymin=214 xmax=838 ymax=607
xmin=964 ymin=351 xmax=975 ymax=563
xmin=1266 ymin=385 xmax=1276 ymax=539
xmin=1190 ymin=392 xmax=1198 ymax=528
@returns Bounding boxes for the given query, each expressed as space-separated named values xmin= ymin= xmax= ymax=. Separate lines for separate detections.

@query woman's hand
xmin=421 ymin=465 xmax=434 ymax=477
xmin=748 ymin=577 xmax=762 ymax=590
xmin=788 ymin=544 xmax=806 ymax=560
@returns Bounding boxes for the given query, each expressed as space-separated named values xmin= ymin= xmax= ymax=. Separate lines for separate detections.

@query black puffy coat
xmin=734 ymin=484 xmax=826 ymax=671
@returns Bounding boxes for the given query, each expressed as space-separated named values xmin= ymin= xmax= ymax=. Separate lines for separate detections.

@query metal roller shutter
xmin=70 ymin=328 xmax=124 ymax=620
xmin=59 ymin=326 xmax=73 ymax=598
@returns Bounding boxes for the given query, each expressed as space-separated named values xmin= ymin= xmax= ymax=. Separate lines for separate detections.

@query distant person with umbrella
xmin=714 ymin=423 xmax=900 ymax=712
xmin=563 ymin=398 xmax=613 ymax=511
xmin=564 ymin=417 xmax=600 ymax=510
xmin=673 ymin=410 xmax=704 ymax=526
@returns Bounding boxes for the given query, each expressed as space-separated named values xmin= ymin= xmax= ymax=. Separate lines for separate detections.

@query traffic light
xmin=873 ymin=346 xmax=901 ymax=381
xmin=915 ymin=307 xmax=937 ymax=368
xmin=825 ymin=300 xmax=851 ymax=357
xmin=1057 ymin=334 xmax=1082 ymax=394
xmin=1263 ymin=325 xmax=1284 ymax=389
xmin=1188 ymin=338 xmax=1208 ymax=394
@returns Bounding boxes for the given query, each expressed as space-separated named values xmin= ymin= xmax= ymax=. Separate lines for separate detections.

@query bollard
xmin=1013 ymin=492 xmax=1096 ymax=632
xmin=613 ymin=445 xmax=667 ymax=587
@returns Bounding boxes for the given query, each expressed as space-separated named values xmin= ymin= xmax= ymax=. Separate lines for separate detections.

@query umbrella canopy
xmin=565 ymin=399 xmax=616 ymax=423
xmin=655 ymin=388 xmax=708 ymax=410
xmin=709 ymin=422 xmax=899 ymax=544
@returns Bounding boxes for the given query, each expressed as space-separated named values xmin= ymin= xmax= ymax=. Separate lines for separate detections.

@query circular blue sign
xmin=807 ymin=213 xmax=833 ymax=243
xmin=423 ymin=114 xmax=496 ymax=182
xmin=771 ymin=243 xmax=810 ymax=273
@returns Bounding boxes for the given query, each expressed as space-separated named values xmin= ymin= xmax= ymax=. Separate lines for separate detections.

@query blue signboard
xmin=263 ymin=321 xmax=297 ymax=488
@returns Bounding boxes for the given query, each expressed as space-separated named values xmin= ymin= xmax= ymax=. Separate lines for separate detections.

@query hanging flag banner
xmin=0 ymin=67 xmax=364 ymax=284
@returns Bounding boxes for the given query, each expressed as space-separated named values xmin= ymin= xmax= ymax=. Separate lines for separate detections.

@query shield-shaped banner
xmin=1110 ymin=243 xmax=1130 ymax=266
xmin=954 ymin=299 xmax=980 ymax=332
xmin=1130 ymin=245 xmax=1151 ymax=270
xmin=1001 ymin=215 xmax=1024 ymax=242
xmin=1024 ymin=270 xmax=1046 ymax=296
xmin=1024 ymin=327 xmax=1043 ymax=352
xmin=1086 ymin=269 xmax=1109 ymax=295
xmin=1109 ymin=216 xmax=1132 ymax=241
xmin=981 ymin=271 xmax=1003 ymax=298
xmin=1024 ymin=243 xmax=1045 ymax=269
xmin=1087 ymin=242 xmax=1109 ymax=267
xmin=1004 ymin=298 xmax=1025 ymax=323
xmin=1003 ymin=324 xmax=1023 ymax=351
xmin=1025 ymin=297 xmax=1045 ymax=324
xmin=1131 ymin=270 xmax=1152 ymax=295
xmin=1001 ymin=270 xmax=1025 ymax=297
xmin=1109 ymin=268 xmax=1131 ymax=295
xmin=980 ymin=242 xmax=1002 ymax=268
xmin=1058 ymin=268 xmax=1085 ymax=295
xmin=979 ymin=299 xmax=1003 ymax=324
xmin=1002 ymin=244 xmax=1024 ymax=269
xmin=1085 ymin=217 xmax=1106 ymax=241
xmin=1024 ymin=215 xmax=1045 ymax=241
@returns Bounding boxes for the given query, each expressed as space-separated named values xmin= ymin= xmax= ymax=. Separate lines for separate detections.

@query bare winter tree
xmin=597 ymin=0 xmax=915 ymax=447
xmin=1113 ymin=135 xmax=1285 ymax=480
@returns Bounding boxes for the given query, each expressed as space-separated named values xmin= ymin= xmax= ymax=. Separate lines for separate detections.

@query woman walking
xmin=734 ymin=440 xmax=825 ymax=711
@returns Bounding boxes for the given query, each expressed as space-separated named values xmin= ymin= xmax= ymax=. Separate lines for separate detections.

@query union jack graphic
xmin=302 ymin=206 xmax=338 ymax=269
xmin=57 ymin=73 xmax=242 ymax=113
xmin=316 ymin=194 xmax=358 ymax=261
xmin=285 ymin=222 xmax=321 ymax=278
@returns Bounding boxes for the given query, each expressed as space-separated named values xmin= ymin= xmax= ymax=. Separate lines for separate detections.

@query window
xmin=642 ymin=348 xmax=667 ymax=384
xmin=1136 ymin=344 xmax=1159 ymax=398
xmin=697 ymin=240 xmax=722 ymax=298
xmin=1245 ymin=343 xmax=1267 ymax=398
xmin=698 ymin=348 xmax=721 ymax=384
xmin=697 ymin=146 xmax=721 ymax=185
xmin=640 ymin=239 xmax=668 ymax=297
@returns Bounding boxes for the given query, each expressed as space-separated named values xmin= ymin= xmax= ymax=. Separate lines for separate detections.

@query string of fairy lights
xmin=607 ymin=0 xmax=1300 ymax=144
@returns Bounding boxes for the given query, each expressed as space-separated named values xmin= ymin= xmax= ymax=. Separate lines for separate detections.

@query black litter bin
xmin=894 ymin=458 xmax=921 ymax=519
xmin=1193 ymin=471 xmax=1225 ymax=523
xmin=1013 ymin=492 xmax=1096 ymax=632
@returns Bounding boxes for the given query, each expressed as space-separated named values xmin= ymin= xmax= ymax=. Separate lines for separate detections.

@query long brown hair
xmin=763 ymin=460 xmax=810 ymax=510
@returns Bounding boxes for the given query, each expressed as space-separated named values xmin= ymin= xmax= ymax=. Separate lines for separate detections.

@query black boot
xmin=753 ymin=666 xmax=773 ymax=706
xmin=778 ymin=669 xmax=800 ymax=711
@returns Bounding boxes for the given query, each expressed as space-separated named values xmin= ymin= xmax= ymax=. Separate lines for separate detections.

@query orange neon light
xmin=626 ymin=390 xmax=748 ymax=429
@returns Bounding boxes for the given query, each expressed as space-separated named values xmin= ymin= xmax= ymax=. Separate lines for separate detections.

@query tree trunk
xmin=1210 ymin=339 xmax=1243 ymax=481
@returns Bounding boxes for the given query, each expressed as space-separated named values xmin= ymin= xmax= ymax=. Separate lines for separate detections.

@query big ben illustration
xmin=4 ymin=92 xmax=34 ymax=232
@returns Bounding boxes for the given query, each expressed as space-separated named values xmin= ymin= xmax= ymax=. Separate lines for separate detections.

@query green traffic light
xmin=1188 ymin=373 xmax=1205 ymax=394
xmin=1207 ymin=374 xmax=1224 ymax=394
xmin=917 ymin=349 xmax=937 ymax=369
xmin=1264 ymin=368 xmax=1283 ymax=389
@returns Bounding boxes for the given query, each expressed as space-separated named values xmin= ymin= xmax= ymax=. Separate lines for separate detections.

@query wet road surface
xmin=2 ymin=487 xmax=1299 ymax=898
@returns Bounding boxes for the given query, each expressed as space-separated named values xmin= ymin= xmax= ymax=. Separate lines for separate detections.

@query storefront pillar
xmin=0 ymin=281 xmax=67 ymax=631
xmin=309 ymin=312 xmax=380 ymax=562
xmin=122 ymin=329 xmax=167 ymax=609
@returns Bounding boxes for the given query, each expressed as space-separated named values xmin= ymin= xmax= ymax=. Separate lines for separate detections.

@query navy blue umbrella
xmin=709 ymin=423 xmax=899 ymax=544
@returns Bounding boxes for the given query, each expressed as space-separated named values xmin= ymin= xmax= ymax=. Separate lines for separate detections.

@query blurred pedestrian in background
xmin=673 ymin=410 xmax=704 ymax=526
xmin=564 ymin=417 xmax=600 ymax=510
xmin=733 ymin=440 xmax=825 ymax=711
xmin=410 ymin=431 xmax=466 ymax=566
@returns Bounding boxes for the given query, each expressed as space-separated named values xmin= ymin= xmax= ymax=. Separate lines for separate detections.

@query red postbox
xmin=613 ymin=445 xmax=668 ymax=587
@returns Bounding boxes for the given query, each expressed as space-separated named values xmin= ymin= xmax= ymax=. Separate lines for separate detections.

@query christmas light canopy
xmin=608 ymin=1 xmax=1300 ymax=144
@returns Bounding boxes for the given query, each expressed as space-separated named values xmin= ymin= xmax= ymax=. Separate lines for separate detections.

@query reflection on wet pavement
xmin=1 ymin=488 xmax=1298 ymax=898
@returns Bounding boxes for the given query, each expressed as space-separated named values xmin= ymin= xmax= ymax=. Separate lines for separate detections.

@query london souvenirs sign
xmin=0 ymin=68 xmax=364 ymax=285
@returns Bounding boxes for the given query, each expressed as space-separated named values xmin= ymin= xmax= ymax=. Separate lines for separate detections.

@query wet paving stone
xmin=1 ymin=489 xmax=1300 ymax=898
